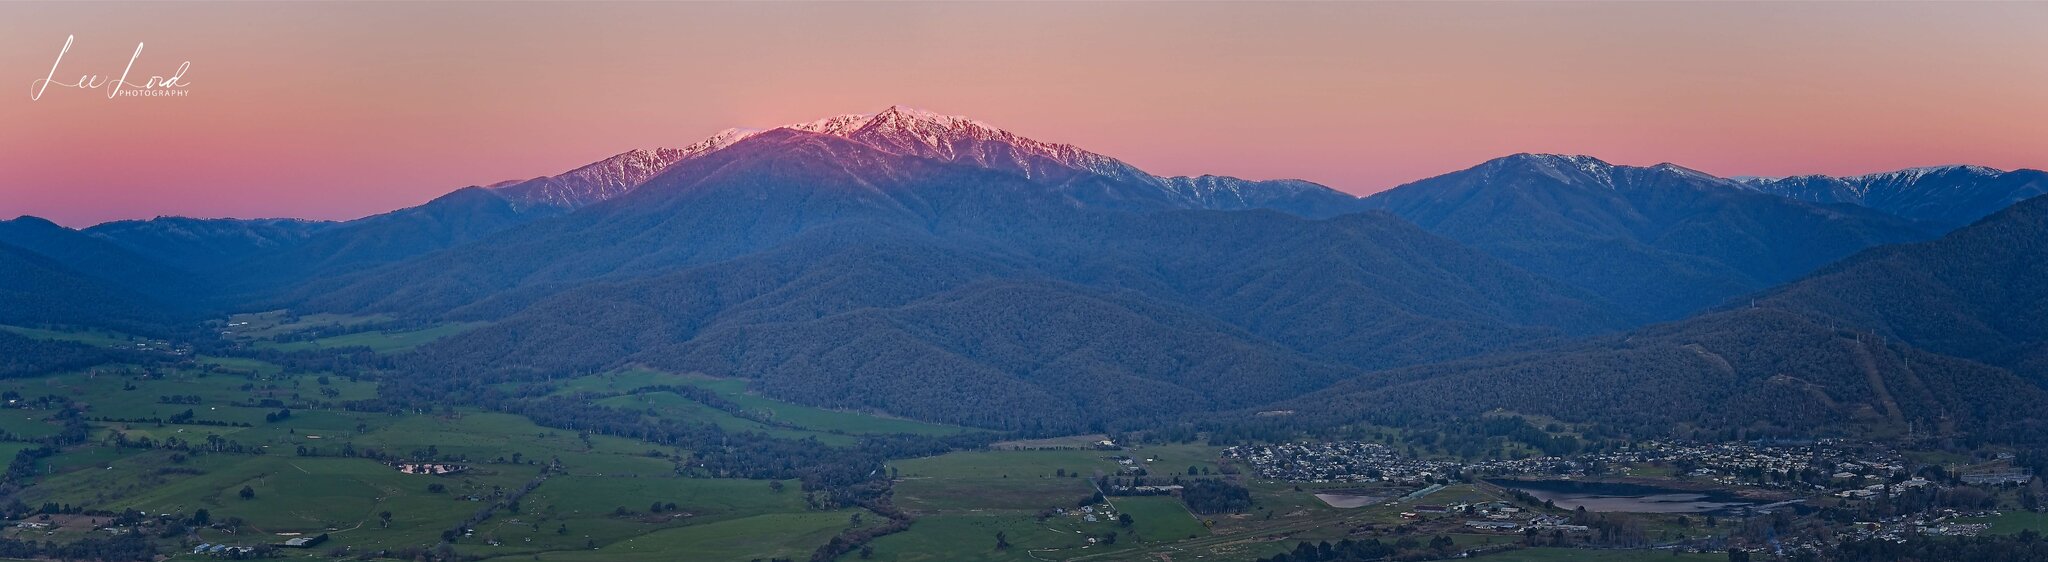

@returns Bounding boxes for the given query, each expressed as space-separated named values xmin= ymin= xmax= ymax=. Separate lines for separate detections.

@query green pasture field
xmin=1471 ymin=548 xmax=1726 ymax=562
xmin=593 ymin=391 xmax=857 ymax=446
xmin=250 ymin=322 xmax=484 ymax=354
xmin=1113 ymin=495 xmax=1206 ymax=542
xmin=0 ymin=325 xmax=140 ymax=347
xmin=493 ymin=510 xmax=872 ymax=562
xmin=566 ymin=369 xmax=972 ymax=437
xmin=456 ymin=474 xmax=823 ymax=558
xmin=671 ymin=374 xmax=970 ymax=436
xmin=854 ymin=511 xmax=1145 ymax=562
xmin=0 ymin=409 xmax=61 ymax=439
xmin=892 ymin=449 xmax=1125 ymax=513
xmin=1959 ymin=510 xmax=2048 ymax=536
xmin=222 ymin=311 xmax=389 ymax=341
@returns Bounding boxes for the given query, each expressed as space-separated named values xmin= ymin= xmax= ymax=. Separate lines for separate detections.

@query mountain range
xmin=1738 ymin=165 xmax=2048 ymax=230
xmin=3 ymin=106 xmax=2043 ymax=439
xmin=1286 ymin=194 xmax=2048 ymax=444
xmin=1361 ymin=154 xmax=1933 ymax=321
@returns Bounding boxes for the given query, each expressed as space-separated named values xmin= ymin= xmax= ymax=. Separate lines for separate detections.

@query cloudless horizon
xmin=5 ymin=1 xmax=2047 ymax=227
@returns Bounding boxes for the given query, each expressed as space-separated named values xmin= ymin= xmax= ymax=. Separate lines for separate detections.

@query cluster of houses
xmin=1586 ymin=440 xmax=1908 ymax=488
xmin=1051 ymin=502 xmax=1122 ymax=528
xmin=1396 ymin=501 xmax=1592 ymax=534
xmin=395 ymin=462 xmax=467 ymax=475
xmin=1228 ymin=440 xmax=1924 ymax=495
xmin=1836 ymin=476 xmax=1936 ymax=499
xmin=1224 ymin=443 xmax=1463 ymax=483
xmin=190 ymin=543 xmax=255 ymax=557
xmin=1960 ymin=469 xmax=2035 ymax=485
xmin=1840 ymin=509 xmax=2003 ymax=542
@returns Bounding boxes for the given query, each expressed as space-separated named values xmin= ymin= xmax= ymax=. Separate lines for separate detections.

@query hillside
xmin=0 ymin=216 xmax=202 ymax=304
xmin=1285 ymin=307 xmax=2048 ymax=444
xmin=1752 ymin=193 xmax=2048 ymax=377
xmin=84 ymin=216 xmax=333 ymax=271
xmin=1362 ymin=154 xmax=1931 ymax=320
xmin=271 ymin=118 xmax=1630 ymax=432
xmin=1282 ymin=195 xmax=2048 ymax=443
xmin=0 ymin=241 xmax=175 ymax=333
xmin=218 ymin=186 xmax=565 ymax=298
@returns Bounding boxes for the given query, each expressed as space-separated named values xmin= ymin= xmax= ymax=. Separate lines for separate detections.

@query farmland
xmin=0 ymin=325 xmax=973 ymax=561
xmin=6 ymin=322 xmax=2040 ymax=562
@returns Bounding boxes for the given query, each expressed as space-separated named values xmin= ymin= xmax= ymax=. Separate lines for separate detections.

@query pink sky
xmin=4 ymin=2 xmax=2046 ymax=227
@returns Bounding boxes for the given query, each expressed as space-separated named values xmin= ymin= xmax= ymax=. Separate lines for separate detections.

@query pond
xmin=1489 ymin=479 xmax=1758 ymax=514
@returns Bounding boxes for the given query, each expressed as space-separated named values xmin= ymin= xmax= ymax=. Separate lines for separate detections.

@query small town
xmin=1224 ymin=440 xmax=1927 ymax=490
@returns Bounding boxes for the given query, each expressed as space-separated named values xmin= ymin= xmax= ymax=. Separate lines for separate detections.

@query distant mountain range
xmin=1361 ymin=154 xmax=1934 ymax=321
xmin=0 ymin=238 xmax=173 ymax=333
xmin=3 ymin=106 xmax=2042 ymax=438
xmin=1286 ymin=195 xmax=2048 ymax=443
xmin=1738 ymin=165 xmax=2048 ymax=230
xmin=82 ymin=216 xmax=332 ymax=271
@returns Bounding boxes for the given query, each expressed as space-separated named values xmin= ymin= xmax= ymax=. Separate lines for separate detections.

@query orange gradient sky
xmin=4 ymin=1 xmax=2046 ymax=226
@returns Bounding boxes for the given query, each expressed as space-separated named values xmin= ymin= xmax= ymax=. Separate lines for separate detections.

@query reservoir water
xmin=1490 ymin=479 xmax=1758 ymax=514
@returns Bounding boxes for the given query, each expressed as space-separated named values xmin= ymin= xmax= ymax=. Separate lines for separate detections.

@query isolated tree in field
xmin=849 ymin=512 xmax=862 ymax=526
xmin=238 ymin=486 xmax=255 ymax=500
xmin=769 ymin=480 xmax=785 ymax=493
xmin=995 ymin=531 xmax=1010 ymax=550
xmin=190 ymin=509 xmax=210 ymax=526
xmin=379 ymin=511 xmax=392 ymax=528
xmin=1118 ymin=513 xmax=1133 ymax=527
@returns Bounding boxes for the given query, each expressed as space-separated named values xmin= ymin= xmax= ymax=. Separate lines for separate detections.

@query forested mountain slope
xmin=1362 ymin=154 xmax=1931 ymax=320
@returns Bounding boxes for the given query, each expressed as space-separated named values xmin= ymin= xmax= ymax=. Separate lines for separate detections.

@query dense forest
xmin=1361 ymin=154 xmax=1930 ymax=321
xmin=1280 ymin=307 xmax=2048 ymax=446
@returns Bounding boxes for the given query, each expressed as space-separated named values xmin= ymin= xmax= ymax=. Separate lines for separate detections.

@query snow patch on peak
xmin=1852 ymin=164 xmax=2004 ymax=183
xmin=765 ymin=106 xmax=1146 ymax=182
xmin=1649 ymin=162 xmax=1716 ymax=180
xmin=784 ymin=105 xmax=995 ymax=136
xmin=1485 ymin=153 xmax=1618 ymax=187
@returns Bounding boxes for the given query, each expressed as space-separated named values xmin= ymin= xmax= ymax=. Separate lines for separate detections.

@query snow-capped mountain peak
xmin=772 ymin=105 xmax=1146 ymax=182
xmin=488 ymin=106 xmax=1361 ymax=216
xmin=1739 ymin=164 xmax=2044 ymax=228
xmin=492 ymin=127 xmax=765 ymax=209
xmin=1850 ymin=164 xmax=2003 ymax=183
